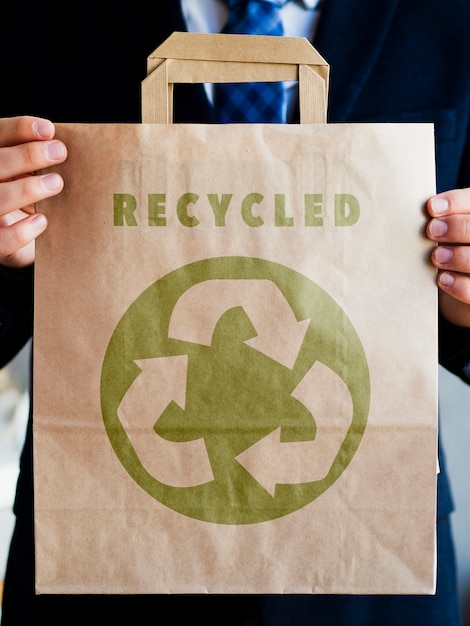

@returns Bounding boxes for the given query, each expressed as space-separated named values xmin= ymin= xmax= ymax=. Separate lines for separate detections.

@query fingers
xmin=0 ymin=115 xmax=67 ymax=188
xmin=427 ymin=189 xmax=470 ymax=317
xmin=0 ymin=116 xmax=67 ymax=268
xmin=428 ymin=188 xmax=470 ymax=217
xmin=0 ymin=213 xmax=47 ymax=268
xmin=0 ymin=169 xmax=64 ymax=219
xmin=427 ymin=196 xmax=470 ymax=246
xmin=433 ymin=248 xmax=470 ymax=307
xmin=0 ymin=133 xmax=67 ymax=191
xmin=433 ymin=243 xmax=470 ymax=274
xmin=0 ymin=115 xmax=56 ymax=148
xmin=0 ymin=136 xmax=66 ymax=181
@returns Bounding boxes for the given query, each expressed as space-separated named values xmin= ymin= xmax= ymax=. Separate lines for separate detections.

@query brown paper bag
xmin=33 ymin=32 xmax=438 ymax=595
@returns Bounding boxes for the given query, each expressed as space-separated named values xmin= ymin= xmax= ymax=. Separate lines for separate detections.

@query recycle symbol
xmin=100 ymin=256 xmax=370 ymax=524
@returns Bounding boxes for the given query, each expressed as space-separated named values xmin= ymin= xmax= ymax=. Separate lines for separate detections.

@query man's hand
xmin=0 ymin=115 xmax=67 ymax=268
xmin=428 ymin=188 xmax=470 ymax=327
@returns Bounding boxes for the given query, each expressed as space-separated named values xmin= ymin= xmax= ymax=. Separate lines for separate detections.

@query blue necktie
xmin=214 ymin=0 xmax=287 ymax=123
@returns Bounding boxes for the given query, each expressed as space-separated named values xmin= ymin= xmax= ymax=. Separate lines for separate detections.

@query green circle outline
xmin=100 ymin=256 xmax=370 ymax=524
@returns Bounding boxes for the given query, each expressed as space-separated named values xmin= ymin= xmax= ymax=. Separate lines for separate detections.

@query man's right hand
xmin=0 ymin=116 xmax=67 ymax=268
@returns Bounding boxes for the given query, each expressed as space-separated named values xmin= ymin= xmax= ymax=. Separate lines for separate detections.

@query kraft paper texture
xmin=33 ymin=121 xmax=438 ymax=595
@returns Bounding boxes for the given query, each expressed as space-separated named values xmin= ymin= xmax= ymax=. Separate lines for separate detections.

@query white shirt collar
xmin=181 ymin=0 xmax=322 ymax=40
xmin=298 ymin=0 xmax=322 ymax=9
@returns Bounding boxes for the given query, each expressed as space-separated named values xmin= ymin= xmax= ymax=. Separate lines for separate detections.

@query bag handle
xmin=142 ymin=32 xmax=329 ymax=124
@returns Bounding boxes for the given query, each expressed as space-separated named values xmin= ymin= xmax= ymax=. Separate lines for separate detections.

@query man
xmin=1 ymin=1 xmax=470 ymax=624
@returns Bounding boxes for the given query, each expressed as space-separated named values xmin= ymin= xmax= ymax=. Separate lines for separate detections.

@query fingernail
xmin=41 ymin=173 xmax=62 ymax=192
xmin=430 ymin=197 xmax=449 ymax=215
xmin=439 ymin=272 xmax=454 ymax=287
xmin=33 ymin=120 xmax=54 ymax=139
xmin=30 ymin=213 xmax=47 ymax=232
xmin=44 ymin=140 xmax=66 ymax=162
xmin=435 ymin=246 xmax=453 ymax=264
xmin=429 ymin=219 xmax=448 ymax=237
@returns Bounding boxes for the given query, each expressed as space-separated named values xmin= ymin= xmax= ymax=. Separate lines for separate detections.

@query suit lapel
xmin=313 ymin=0 xmax=400 ymax=121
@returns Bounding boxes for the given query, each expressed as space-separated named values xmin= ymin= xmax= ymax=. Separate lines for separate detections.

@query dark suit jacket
xmin=0 ymin=1 xmax=469 ymax=624
xmin=2 ymin=0 xmax=470 ymax=504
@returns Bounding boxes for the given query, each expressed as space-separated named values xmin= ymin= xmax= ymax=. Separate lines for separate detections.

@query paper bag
xmin=33 ymin=33 xmax=438 ymax=595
